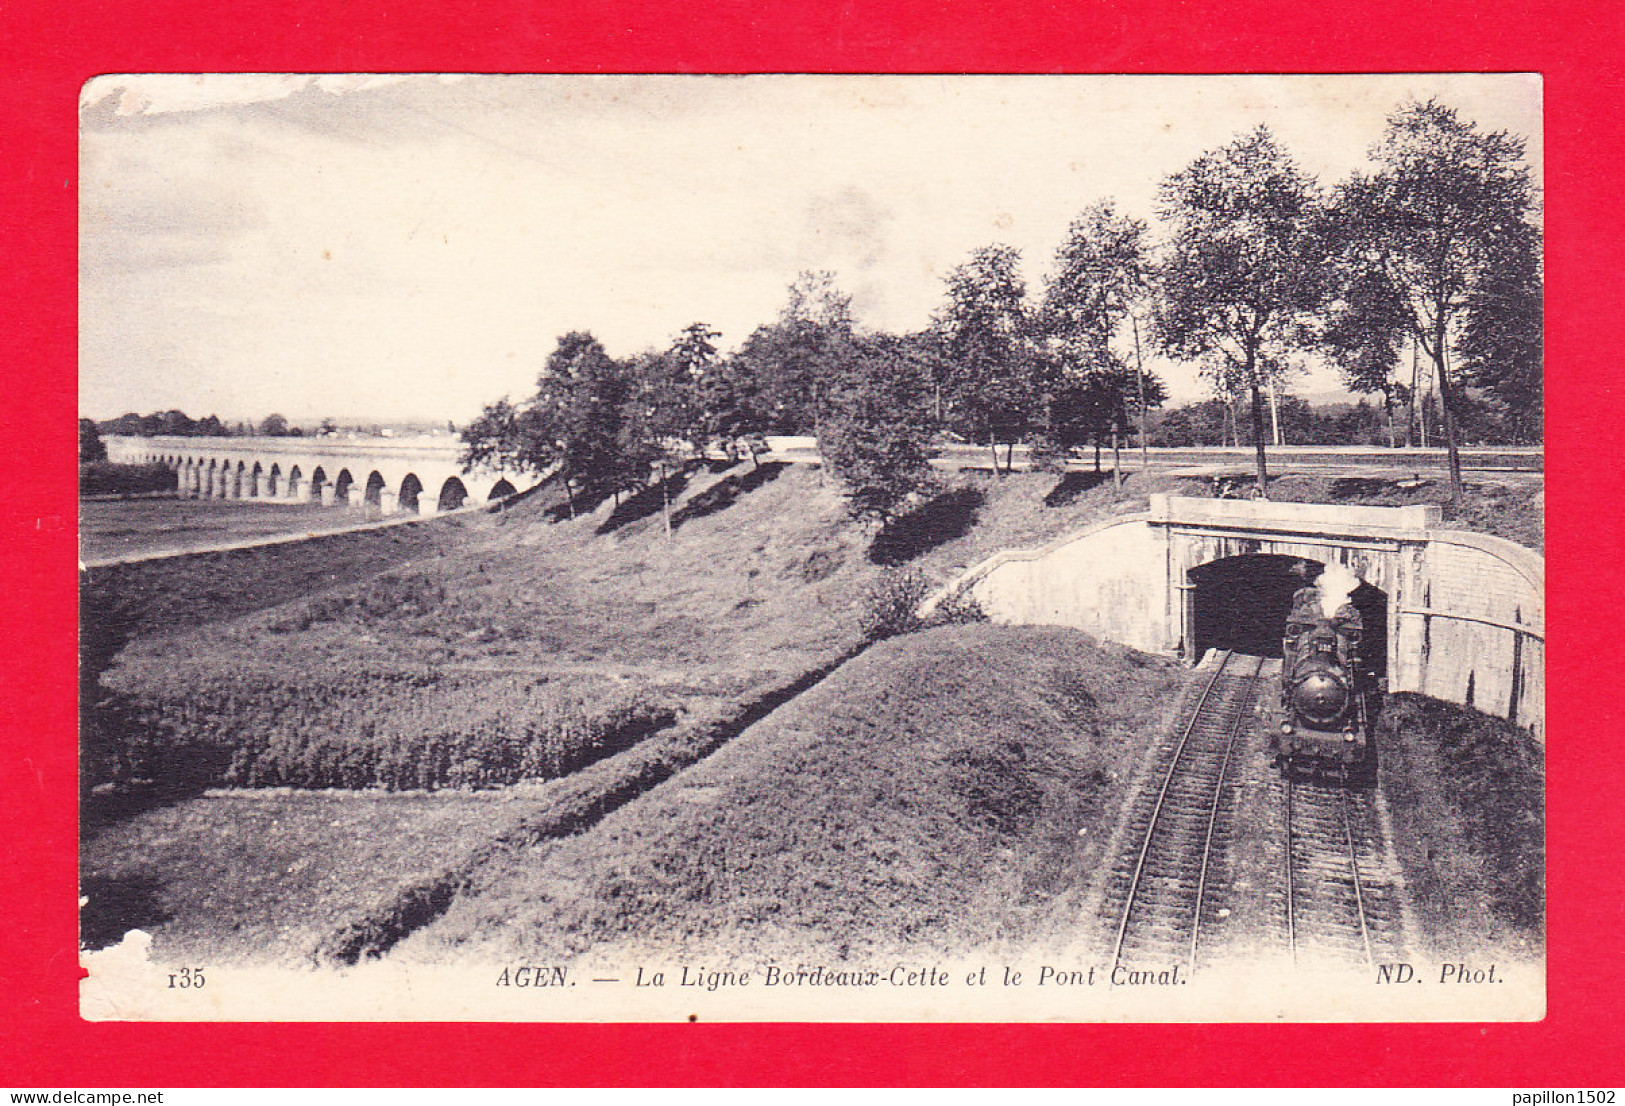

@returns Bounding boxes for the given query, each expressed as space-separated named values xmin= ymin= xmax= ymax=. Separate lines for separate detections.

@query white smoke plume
xmin=1318 ymin=562 xmax=1362 ymax=618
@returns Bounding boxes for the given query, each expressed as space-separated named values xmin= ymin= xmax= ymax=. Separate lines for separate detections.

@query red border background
xmin=2 ymin=0 xmax=1619 ymax=1086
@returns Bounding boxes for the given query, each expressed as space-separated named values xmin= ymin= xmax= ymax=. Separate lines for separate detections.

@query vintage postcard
xmin=77 ymin=72 xmax=1544 ymax=1021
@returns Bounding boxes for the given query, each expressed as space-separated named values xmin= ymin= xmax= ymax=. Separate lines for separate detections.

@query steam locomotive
xmin=1269 ymin=584 xmax=1375 ymax=784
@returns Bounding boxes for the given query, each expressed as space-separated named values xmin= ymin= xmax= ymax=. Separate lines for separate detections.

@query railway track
xmin=1282 ymin=777 xmax=1407 ymax=969
xmin=1109 ymin=649 xmax=1264 ymax=977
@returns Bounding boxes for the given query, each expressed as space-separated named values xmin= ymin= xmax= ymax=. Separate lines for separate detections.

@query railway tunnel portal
xmin=1187 ymin=554 xmax=1388 ymax=681
xmin=937 ymin=495 xmax=1542 ymax=738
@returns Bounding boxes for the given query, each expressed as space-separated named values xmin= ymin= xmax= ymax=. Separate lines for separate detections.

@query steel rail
xmin=1286 ymin=779 xmax=1299 ymax=967
xmin=1285 ymin=780 xmax=1380 ymax=969
xmin=1187 ymin=652 xmax=1263 ymax=970
xmin=1340 ymin=791 xmax=1377 ymax=969
xmin=1110 ymin=648 xmax=1235 ymax=973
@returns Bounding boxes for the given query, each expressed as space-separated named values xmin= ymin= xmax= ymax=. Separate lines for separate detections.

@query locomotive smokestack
xmin=1318 ymin=562 xmax=1360 ymax=618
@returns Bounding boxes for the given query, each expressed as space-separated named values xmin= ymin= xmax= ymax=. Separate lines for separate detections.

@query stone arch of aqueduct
xmin=104 ymin=434 xmax=539 ymax=517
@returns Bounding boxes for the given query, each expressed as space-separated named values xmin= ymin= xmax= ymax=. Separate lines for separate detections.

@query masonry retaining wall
xmin=937 ymin=497 xmax=1544 ymax=739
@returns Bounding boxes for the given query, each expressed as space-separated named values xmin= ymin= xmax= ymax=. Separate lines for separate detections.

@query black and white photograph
xmin=77 ymin=73 xmax=1544 ymax=1021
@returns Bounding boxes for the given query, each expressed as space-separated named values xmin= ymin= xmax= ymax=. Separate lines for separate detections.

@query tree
xmin=933 ymin=244 xmax=1037 ymax=473
xmin=1326 ymin=100 xmax=1540 ymax=496
xmin=1154 ymin=126 xmax=1328 ymax=497
xmin=100 ymin=412 xmax=140 ymax=436
xmin=459 ymin=396 xmax=523 ymax=473
xmin=669 ymin=321 xmax=749 ymax=449
xmin=821 ymin=334 xmax=937 ymax=523
xmin=697 ymin=351 xmax=769 ymax=457
xmin=730 ymin=271 xmax=856 ymax=436
xmin=259 ymin=413 xmax=291 ymax=437
xmin=79 ymin=418 xmax=106 ymax=463
xmin=1149 ymin=402 xmax=1206 ymax=448
xmin=1318 ymin=261 xmax=1414 ymax=447
xmin=460 ymin=331 xmax=633 ymax=517
xmin=1458 ymin=223 xmax=1543 ymax=444
xmin=1042 ymin=363 xmax=1169 ymax=476
xmin=1037 ymin=201 xmax=1165 ymax=480
xmin=620 ymin=333 xmax=709 ymax=537
xmin=155 ymin=409 xmax=198 ymax=436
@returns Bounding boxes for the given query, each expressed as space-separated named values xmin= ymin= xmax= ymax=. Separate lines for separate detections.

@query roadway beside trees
xmin=459 ymin=97 xmax=1550 ymax=519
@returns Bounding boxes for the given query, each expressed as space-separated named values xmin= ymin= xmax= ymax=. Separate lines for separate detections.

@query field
xmin=81 ymin=787 xmax=569 ymax=965
xmin=80 ymin=459 xmax=1546 ymax=964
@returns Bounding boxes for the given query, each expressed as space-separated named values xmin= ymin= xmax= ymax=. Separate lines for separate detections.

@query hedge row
xmin=86 ymin=662 xmax=677 ymax=793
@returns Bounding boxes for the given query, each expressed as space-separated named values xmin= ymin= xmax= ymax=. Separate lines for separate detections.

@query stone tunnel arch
xmin=309 ymin=466 xmax=328 ymax=502
xmin=287 ymin=465 xmax=303 ymax=499
xmin=251 ymin=461 xmax=264 ymax=497
xmin=363 ymin=471 xmax=386 ymax=508
xmin=1188 ymin=554 xmax=1388 ymax=679
xmin=267 ymin=463 xmax=281 ymax=497
xmin=398 ymin=473 xmax=423 ymax=514
xmin=488 ymin=478 xmax=516 ymax=501
xmin=333 ymin=469 xmax=354 ymax=507
xmin=437 ymin=476 xmax=469 ymax=512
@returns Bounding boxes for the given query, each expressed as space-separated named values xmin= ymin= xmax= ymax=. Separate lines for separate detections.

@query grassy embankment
xmin=396 ymin=623 xmax=1184 ymax=963
xmin=1376 ymin=694 xmax=1546 ymax=958
xmin=83 ymin=464 xmax=1190 ymax=962
xmin=87 ymin=464 xmax=1218 ymax=799
xmin=1261 ymin=472 xmax=1543 ymax=551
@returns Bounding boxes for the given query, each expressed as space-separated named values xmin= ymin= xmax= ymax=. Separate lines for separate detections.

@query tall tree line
xmin=463 ymin=98 xmax=1540 ymax=520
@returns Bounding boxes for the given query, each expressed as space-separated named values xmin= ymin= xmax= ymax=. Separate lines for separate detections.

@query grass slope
xmin=91 ymin=463 xmax=1183 ymax=797
xmin=81 ymin=461 xmax=1541 ymax=962
xmin=94 ymin=466 xmax=1542 ymax=766
xmin=397 ymin=624 xmax=1183 ymax=963
xmin=108 ymin=463 xmax=867 ymax=714
xmin=1262 ymin=473 xmax=1543 ymax=551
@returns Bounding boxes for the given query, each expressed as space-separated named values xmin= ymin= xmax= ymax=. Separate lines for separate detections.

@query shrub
xmin=858 ymin=568 xmax=932 ymax=642
xmin=274 ymin=571 xmax=448 ymax=630
xmin=930 ymin=588 xmax=988 ymax=626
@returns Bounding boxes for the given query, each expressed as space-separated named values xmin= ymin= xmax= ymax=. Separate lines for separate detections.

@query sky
xmin=79 ymin=73 xmax=1542 ymax=425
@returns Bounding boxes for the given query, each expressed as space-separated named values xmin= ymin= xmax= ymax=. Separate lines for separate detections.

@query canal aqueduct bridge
xmin=104 ymin=434 xmax=540 ymax=516
xmin=937 ymin=495 xmax=1544 ymax=738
